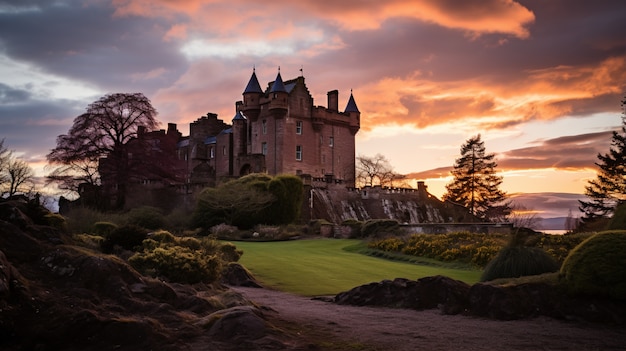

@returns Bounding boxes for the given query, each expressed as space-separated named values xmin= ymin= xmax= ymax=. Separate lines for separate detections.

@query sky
xmin=1 ymin=0 xmax=625 ymax=219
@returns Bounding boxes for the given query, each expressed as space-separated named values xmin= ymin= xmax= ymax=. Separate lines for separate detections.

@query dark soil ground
xmin=232 ymin=286 xmax=626 ymax=351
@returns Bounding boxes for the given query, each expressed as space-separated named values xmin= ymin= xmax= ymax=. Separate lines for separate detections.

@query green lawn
xmin=232 ymin=238 xmax=482 ymax=296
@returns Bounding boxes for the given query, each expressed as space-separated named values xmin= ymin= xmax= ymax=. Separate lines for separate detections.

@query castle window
xmin=261 ymin=142 xmax=267 ymax=155
xmin=210 ymin=147 xmax=214 ymax=159
xmin=329 ymin=136 xmax=334 ymax=147
xmin=262 ymin=120 xmax=267 ymax=134
xmin=296 ymin=145 xmax=302 ymax=161
xmin=296 ymin=121 xmax=302 ymax=135
xmin=222 ymin=146 xmax=226 ymax=155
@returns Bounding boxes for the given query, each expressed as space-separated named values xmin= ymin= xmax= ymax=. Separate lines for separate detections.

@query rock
xmin=335 ymin=275 xmax=470 ymax=313
xmin=221 ymin=262 xmax=262 ymax=288
xmin=204 ymin=306 xmax=268 ymax=341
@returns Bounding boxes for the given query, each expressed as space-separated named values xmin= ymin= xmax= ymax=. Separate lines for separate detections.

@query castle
xmin=176 ymin=68 xmax=361 ymax=187
xmin=98 ymin=68 xmax=361 ymax=204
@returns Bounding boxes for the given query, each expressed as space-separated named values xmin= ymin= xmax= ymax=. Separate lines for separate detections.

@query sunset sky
xmin=1 ymin=0 xmax=625 ymax=218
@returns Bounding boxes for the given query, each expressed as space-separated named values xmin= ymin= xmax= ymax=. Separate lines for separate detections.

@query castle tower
xmin=242 ymin=68 xmax=263 ymax=121
xmin=344 ymin=90 xmax=361 ymax=135
xmin=232 ymin=102 xmax=247 ymax=157
xmin=268 ymin=70 xmax=288 ymax=119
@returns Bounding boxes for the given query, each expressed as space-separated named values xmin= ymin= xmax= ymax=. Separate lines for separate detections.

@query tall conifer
xmin=443 ymin=134 xmax=510 ymax=221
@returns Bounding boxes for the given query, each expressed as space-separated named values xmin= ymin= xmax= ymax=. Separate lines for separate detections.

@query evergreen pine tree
xmin=443 ymin=134 xmax=511 ymax=222
xmin=579 ymin=97 xmax=626 ymax=225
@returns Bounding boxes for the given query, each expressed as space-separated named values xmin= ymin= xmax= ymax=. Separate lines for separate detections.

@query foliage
xmin=101 ymin=224 xmax=148 ymax=253
xmin=607 ymin=202 xmax=626 ymax=230
xmin=560 ymin=231 xmax=626 ymax=299
xmin=579 ymin=98 xmax=626 ymax=227
xmin=47 ymin=93 xmax=160 ymax=208
xmin=64 ymin=207 xmax=119 ymax=234
xmin=210 ymin=223 xmax=239 ymax=238
xmin=128 ymin=232 xmax=241 ymax=284
xmin=93 ymin=222 xmax=118 ymax=236
xmin=125 ymin=205 xmax=165 ymax=230
xmin=480 ymin=246 xmax=559 ymax=282
xmin=266 ymin=174 xmax=304 ymax=224
xmin=443 ymin=134 xmax=511 ymax=222
xmin=341 ymin=218 xmax=363 ymax=238
xmin=533 ymin=232 xmax=592 ymax=263
xmin=44 ymin=213 xmax=67 ymax=231
xmin=192 ymin=173 xmax=304 ymax=230
xmin=72 ymin=233 xmax=105 ymax=251
xmin=361 ymin=219 xmax=401 ymax=237
xmin=372 ymin=232 xmax=507 ymax=268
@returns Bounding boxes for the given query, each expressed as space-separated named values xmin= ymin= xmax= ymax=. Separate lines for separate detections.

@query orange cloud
xmin=111 ymin=0 xmax=534 ymax=39
xmin=356 ymin=56 xmax=626 ymax=131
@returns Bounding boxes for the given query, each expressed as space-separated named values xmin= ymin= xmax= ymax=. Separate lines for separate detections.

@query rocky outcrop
xmin=0 ymin=198 xmax=289 ymax=350
xmin=334 ymin=276 xmax=626 ymax=324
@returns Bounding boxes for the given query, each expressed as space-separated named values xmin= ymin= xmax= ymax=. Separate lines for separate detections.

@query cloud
xmin=404 ymin=129 xmax=615 ymax=182
xmin=508 ymin=192 xmax=587 ymax=218
xmin=498 ymin=130 xmax=615 ymax=170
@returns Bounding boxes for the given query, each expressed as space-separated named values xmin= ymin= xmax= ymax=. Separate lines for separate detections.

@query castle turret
xmin=344 ymin=90 xmax=360 ymax=134
xmin=242 ymin=68 xmax=263 ymax=121
xmin=232 ymin=101 xmax=247 ymax=156
xmin=268 ymin=70 xmax=288 ymax=119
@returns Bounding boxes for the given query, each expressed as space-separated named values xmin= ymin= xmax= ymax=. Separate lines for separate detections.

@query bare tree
xmin=4 ymin=157 xmax=34 ymax=197
xmin=356 ymin=154 xmax=397 ymax=187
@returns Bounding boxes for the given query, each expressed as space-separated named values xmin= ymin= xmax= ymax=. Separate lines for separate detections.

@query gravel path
xmin=233 ymin=286 xmax=626 ymax=350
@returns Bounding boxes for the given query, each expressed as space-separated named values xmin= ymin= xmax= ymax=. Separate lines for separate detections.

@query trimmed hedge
xmin=560 ymin=231 xmax=626 ymax=299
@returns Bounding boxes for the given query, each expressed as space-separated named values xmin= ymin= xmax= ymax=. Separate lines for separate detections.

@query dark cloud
xmin=0 ymin=82 xmax=31 ymax=103
xmin=0 ymin=1 xmax=187 ymax=94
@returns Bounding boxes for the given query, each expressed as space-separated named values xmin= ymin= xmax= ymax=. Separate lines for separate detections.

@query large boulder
xmin=221 ymin=262 xmax=262 ymax=288
xmin=335 ymin=275 xmax=470 ymax=314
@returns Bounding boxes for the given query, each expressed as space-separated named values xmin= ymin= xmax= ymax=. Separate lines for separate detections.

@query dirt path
xmin=233 ymin=286 xmax=626 ymax=350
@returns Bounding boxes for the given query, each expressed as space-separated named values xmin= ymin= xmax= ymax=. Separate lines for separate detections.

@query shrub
xmin=361 ymin=219 xmax=400 ymax=237
xmin=101 ymin=225 xmax=149 ymax=253
xmin=341 ymin=219 xmax=363 ymax=238
xmin=480 ymin=246 xmax=559 ymax=282
xmin=65 ymin=207 xmax=113 ymax=234
xmin=211 ymin=223 xmax=238 ymax=238
xmin=125 ymin=206 xmax=165 ymax=230
xmin=93 ymin=221 xmax=118 ymax=236
xmin=129 ymin=246 xmax=221 ymax=284
xmin=72 ymin=233 xmax=105 ymax=251
xmin=45 ymin=213 xmax=67 ymax=231
xmin=128 ymin=233 xmax=238 ymax=284
xmin=560 ymin=231 xmax=626 ymax=299
xmin=148 ymin=230 xmax=176 ymax=243
xmin=219 ymin=242 xmax=243 ymax=262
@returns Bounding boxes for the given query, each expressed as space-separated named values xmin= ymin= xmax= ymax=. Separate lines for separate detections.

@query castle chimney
xmin=327 ymin=90 xmax=338 ymax=111
xmin=417 ymin=181 xmax=427 ymax=192
xmin=167 ymin=123 xmax=177 ymax=134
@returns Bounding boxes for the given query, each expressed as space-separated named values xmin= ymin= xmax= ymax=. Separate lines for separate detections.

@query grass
xmin=233 ymin=238 xmax=482 ymax=296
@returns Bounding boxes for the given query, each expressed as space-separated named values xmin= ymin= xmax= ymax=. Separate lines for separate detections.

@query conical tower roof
xmin=232 ymin=110 xmax=246 ymax=121
xmin=243 ymin=69 xmax=263 ymax=94
xmin=270 ymin=71 xmax=287 ymax=93
xmin=344 ymin=90 xmax=360 ymax=113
